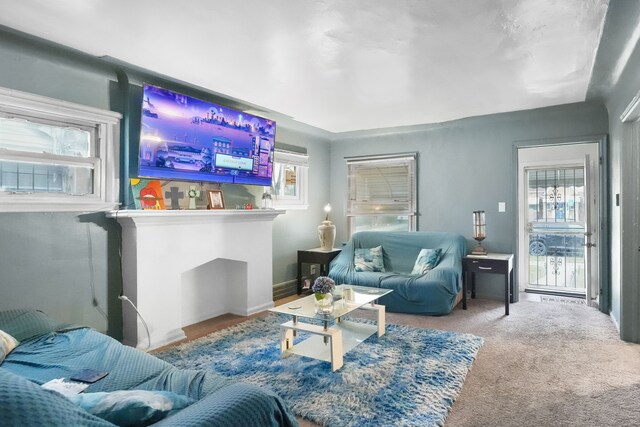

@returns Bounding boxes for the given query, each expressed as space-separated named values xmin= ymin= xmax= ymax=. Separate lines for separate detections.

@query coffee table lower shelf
xmin=279 ymin=304 xmax=385 ymax=372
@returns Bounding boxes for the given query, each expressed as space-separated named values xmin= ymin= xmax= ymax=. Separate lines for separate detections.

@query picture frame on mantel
xmin=207 ymin=189 xmax=225 ymax=209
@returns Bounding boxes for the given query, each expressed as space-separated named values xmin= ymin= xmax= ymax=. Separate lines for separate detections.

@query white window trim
xmin=0 ymin=87 xmax=121 ymax=212
xmin=268 ymin=149 xmax=309 ymax=210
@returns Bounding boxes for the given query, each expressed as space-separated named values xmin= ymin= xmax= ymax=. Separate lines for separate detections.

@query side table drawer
xmin=464 ymin=258 xmax=508 ymax=274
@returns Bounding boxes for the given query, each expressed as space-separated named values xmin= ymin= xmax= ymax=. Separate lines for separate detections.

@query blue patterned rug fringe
xmin=155 ymin=314 xmax=483 ymax=427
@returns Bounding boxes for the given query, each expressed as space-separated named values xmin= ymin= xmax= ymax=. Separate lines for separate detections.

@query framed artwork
xmin=207 ymin=189 xmax=225 ymax=209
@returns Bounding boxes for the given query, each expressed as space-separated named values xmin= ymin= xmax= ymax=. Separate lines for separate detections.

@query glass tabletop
xmin=269 ymin=285 xmax=392 ymax=321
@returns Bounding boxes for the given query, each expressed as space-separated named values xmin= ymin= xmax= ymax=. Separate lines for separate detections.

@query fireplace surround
xmin=108 ymin=209 xmax=284 ymax=349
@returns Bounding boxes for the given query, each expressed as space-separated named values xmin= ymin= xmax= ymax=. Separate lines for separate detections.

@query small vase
xmin=314 ymin=292 xmax=334 ymax=315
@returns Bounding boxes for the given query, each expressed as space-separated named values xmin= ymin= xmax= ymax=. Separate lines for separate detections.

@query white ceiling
xmin=0 ymin=0 xmax=609 ymax=133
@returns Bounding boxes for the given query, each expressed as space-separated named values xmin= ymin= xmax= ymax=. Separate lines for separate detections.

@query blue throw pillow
xmin=68 ymin=390 xmax=192 ymax=426
xmin=411 ymin=248 xmax=443 ymax=275
xmin=354 ymin=246 xmax=385 ymax=272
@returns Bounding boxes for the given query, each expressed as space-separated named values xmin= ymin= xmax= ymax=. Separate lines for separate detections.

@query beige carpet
xmin=297 ymin=294 xmax=640 ymax=426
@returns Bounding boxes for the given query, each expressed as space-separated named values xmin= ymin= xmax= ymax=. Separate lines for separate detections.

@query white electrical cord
xmin=118 ymin=295 xmax=151 ymax=351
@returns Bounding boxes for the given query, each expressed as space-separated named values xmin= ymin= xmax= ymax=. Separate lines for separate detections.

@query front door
xmin=518 ymin=143 xmax=600 ymax=305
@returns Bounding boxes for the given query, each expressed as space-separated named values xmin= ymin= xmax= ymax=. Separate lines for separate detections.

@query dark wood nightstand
xmin=297 ymin=248 xmax=342 ymax=294
xmin=462 ymin=253 xmax=514 ymax=315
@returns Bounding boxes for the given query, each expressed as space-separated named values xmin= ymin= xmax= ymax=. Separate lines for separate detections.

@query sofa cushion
xmin=0 ymin=308 xmax=75 ymax=342
xmin=68 ymin=390 xmax=192 ymax=426
xmin=354 ymin=246 xmax=385 ymax=272
xmin=410 ymin=248 xmax=443 ymax=275
xmin=0 ymin=330 xmax=19 ymax=364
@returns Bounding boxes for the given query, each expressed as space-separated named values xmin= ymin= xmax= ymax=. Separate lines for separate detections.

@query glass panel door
xmin=525 ymin=167 xmax=586 ymax=294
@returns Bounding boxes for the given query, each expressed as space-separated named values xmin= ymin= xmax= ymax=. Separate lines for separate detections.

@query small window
xmin=268 ymin=149 xmax=308 ymax=209
xmin=346 ymin=153 xmax=417 ymax=235
xmin=0 ymin=87 xmax=121 ymax=212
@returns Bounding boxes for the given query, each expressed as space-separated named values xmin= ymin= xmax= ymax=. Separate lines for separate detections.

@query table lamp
xmin=318 ymin=203 xmax=336 ymax=251
xmin=471 ymin=210 xmax=488 ymax=255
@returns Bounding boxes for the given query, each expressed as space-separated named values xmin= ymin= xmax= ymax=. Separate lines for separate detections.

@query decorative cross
xmin=165 ymin=186 xmax=184 ymax=210
xmin=188 ymin=185 xmax=200 ymax=210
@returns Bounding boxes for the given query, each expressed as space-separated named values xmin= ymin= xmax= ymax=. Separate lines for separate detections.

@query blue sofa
xmin=0 ymin=309 xmax=297 ymax=427
xmin=329 ymin=231 xmax=467 ymax=315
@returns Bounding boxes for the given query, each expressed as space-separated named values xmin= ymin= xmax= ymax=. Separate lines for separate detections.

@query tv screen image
xmin=138 ymin=84 xmax=276 ymax=186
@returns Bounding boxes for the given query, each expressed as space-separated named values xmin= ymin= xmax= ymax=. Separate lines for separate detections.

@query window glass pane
xmin=1 ymin=162 xmax=17 ymax=188
xmin=18 ymin=163 xmax=34 ymax=189
xmin=271 ymin=163 xmax=298 ymax=198
xmin=347 ymin=157 xmax=415 ymax=216
xmin=0 ymin=117 xmax=91 ymax=157
xmin=526 ymin=168 xmax=585 ymax=224
xmin=353 ymin=215 xmax=410 ymax=233
xmin=0 ymin=160 xmax=93 ymax=194
xmin=347 ymin=154 xmax=416 ymax=235
xmin=283 ymin=165 xmax=298 ymax=197
xmin=350 ymin=164 xmax=410 ymax=202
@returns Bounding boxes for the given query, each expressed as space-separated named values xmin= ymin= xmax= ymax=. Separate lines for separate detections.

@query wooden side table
xmin=462 ymin=253 xmax=514 ymax=315
xmin=297 ymin=248 xmax=342 ymax=294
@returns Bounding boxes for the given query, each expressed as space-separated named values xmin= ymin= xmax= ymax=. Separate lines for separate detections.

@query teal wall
xmin=0 ymin=213 xmax=122 ymax=337
xmin=271 ymin=127 xmax=332 ymax=285
xmin=601 ymin=12 xmax=640 ymax=340
xmin=0 ymin=28 xmax=122 ymax=337
xmin=0 ymin=29 xmax=113 ymax=109
xmin=329 ymin=103 xmax=609 ymax=299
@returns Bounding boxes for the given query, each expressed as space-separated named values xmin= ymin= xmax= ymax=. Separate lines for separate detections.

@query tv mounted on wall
xmin=138 ymin=84 xmax=275 ymax=186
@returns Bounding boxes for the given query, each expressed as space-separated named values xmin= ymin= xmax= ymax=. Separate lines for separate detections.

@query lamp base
xmin=471 ymin=245 xmax=488 ymax=256
xmin=318 ymin=220 xmax=336 ymax=251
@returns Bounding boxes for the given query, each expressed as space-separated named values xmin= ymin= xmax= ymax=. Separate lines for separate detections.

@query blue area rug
xmin=155 ymin=314 xmax=483 ymax=427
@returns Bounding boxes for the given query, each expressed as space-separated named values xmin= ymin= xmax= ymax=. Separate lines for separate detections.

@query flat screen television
xmin=138 ymin=84 xmax=276 ymax=186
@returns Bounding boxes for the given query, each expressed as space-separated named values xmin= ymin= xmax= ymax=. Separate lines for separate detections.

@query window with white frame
xmin=347 ymin=153 xmax=417 ymax=235
xmin=268 ymin=149 xmax=309 ymax=209
xmin=0 ymin=87 xmax=121 ymax=212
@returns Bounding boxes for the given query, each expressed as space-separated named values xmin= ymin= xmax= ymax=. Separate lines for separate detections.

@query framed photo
xmin=207 ymin=189 xmax=225 ymax=209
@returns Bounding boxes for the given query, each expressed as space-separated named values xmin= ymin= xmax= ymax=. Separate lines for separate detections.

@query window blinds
xmin=274 ymin=149 xmax=308 ymax=167
xmin=346 ymin=154 xmax=416 ymax=216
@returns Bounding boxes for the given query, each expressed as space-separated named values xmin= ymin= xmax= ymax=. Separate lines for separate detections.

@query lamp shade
xmin=471 ymin=210 xmax=487 ymax=255
xmin=324 ymin=203 xmax=332 ymax=220
xmin=473 ymin=210 xmax=486 ymax=239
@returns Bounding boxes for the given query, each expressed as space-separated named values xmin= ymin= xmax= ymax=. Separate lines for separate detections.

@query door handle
xmin=583 ymin=242 xmax=596 ymax=248
xmin=478 ymin=266 xmax=493 ymax=270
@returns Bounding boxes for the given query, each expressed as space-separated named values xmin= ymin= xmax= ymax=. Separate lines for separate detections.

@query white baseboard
xmin=182 ymin=308 xmax=228 ymax=328
xmin=123 ymin=328 xmax=187 ymax=351
xmin=182 ymin=300 xmax=275 ymax=329
xmin=230 ymin=300 xmax=275 ymax=316
xmin=148 ymin=329 xmax=188 ymax=351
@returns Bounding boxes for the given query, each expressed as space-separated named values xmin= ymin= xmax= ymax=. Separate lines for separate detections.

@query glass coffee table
xmin=269 ymin=285 xmax=392 ymax=371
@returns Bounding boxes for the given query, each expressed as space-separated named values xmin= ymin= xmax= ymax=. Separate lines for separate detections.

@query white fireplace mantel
xmin=109 ymin=208 xmax=284 ymax=223
xmin=107 ymin=209 xmax=285 ymax=350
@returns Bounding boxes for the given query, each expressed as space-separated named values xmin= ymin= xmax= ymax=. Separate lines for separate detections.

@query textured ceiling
xmin=0 ymin=0 xmax=609 ymax=133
